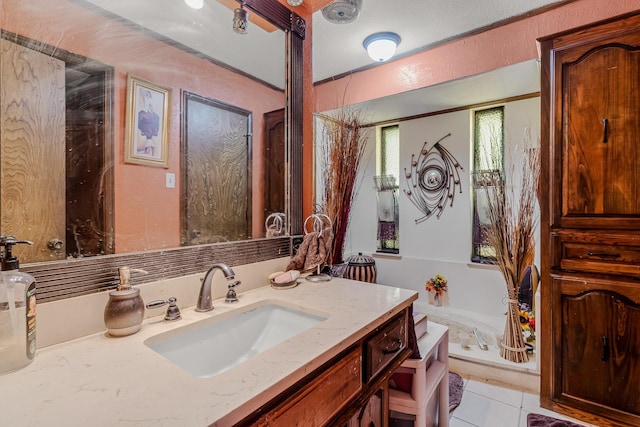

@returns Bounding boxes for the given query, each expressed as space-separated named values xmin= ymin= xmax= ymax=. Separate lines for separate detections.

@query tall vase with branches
xmin=318 ymin=107 xmax=371 ymax=265
xmin=478 ymin=146 xmax=540 ymax=363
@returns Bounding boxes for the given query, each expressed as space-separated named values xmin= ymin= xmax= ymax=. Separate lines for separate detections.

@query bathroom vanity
xmin=0 ymin=278 xmax=417 ymax=426
xmin=238 ymin=306 xmax=410 ymax=426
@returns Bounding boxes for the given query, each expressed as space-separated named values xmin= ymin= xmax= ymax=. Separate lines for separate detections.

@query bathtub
xmin=413 ymin=301 xmax=540 ymax=392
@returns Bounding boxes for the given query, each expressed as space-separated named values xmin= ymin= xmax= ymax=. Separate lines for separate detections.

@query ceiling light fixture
xmin=322 ymin=0 xmax=362 ymax=24
xmin=287 ymin=0 xmax=303 ymax=6
xmin=363 ymin=32 xmax=401 ymax=62
xmin=184 ymin=0 xmax=204 ymax=10
xmin=233 ymin=4 xmax=248 ymax=34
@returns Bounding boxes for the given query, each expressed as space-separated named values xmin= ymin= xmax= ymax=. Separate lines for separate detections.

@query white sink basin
xmin=144 ymin=302 xmax=327 ymax=378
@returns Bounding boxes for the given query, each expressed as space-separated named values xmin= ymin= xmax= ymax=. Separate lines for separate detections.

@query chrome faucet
xmin=195 ymin=263 xmax=236 ymax=312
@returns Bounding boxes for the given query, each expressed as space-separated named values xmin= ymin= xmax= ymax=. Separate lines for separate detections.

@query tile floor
xmin=449 ymin=375 xmax=595 ymax=427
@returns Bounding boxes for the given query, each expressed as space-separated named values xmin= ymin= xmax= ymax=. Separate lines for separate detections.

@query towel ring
xmin=265 ymin=212 xmax=285 ymax=235
xmin=303 ymin=213 xmax=332 ymax=235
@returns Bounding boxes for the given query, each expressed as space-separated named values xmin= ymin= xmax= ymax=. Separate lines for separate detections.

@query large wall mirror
xmin=0 ymin=0 xmax=305 ymax=301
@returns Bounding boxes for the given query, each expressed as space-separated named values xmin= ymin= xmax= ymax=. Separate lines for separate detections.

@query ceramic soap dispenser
xmin=104 ymin=267 xmax=147 ymax=337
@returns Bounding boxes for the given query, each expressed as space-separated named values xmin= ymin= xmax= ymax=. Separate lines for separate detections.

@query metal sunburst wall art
xmin=403 ymin=133 xmax=463 ymax=223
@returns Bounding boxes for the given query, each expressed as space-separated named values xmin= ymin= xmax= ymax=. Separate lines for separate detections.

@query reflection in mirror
xmin=0 ymin=0 xmax=288 ymax=264
xmin=0 ymin=31 xmax=114 ymax=263
xmin=182 ymin=92 xmax=252 ymax=244
xmin=263 ymin=108 xmax=286 ymax=230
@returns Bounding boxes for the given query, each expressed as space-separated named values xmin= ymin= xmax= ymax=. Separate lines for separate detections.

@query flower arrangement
xmin=425 ymin=274 xmax=448 ymax=295
xmin=519 ymin=309 xmax=536 ymax=343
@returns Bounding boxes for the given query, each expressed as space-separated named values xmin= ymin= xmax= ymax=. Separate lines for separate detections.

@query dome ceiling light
xmin=363 ymin=32 xmax=401 ymax=62
xmin=287 ymin=0 xmax=304 ymax=6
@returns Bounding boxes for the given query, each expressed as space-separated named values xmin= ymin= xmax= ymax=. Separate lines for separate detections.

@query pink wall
xmin=2 ymin=0 xmax=285 ymax=253
xmin=314 ymin=0 xmax=640 ymax=113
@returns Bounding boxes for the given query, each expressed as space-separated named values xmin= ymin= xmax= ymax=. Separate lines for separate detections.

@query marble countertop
xmin=0 ymin=278 xmax=417 ymax=427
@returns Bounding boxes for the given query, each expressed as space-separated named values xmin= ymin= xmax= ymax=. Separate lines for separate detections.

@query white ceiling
xmin=312 ymin=0 xmax=562 ymax=121
xmin=312 ymin=0 xmax=565 ymax=82
xmin=86 ymin=0 xmax=285 ymax=88
xmin=85 ymin=0 xmax=562 ymax=120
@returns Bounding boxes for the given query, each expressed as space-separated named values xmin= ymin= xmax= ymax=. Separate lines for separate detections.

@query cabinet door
xmin=562 ymin=289 xmax=640 ymax=415
xmin=183 ymin=93 xmax=251 ymax=244
xmin=0 ymin=39 xmax=66 ymax=261
xmin=562 ymin=45 xmax=640 ymax=218
xmin=346 ymin=388 xmax=384 ymax=427
xmin=263 ymin=108 xmax=285 ymax=219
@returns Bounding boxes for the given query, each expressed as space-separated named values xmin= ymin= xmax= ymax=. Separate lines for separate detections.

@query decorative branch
xmin=318 ymin=107 xmax=371 ymax=265
xmin=478 ymin=145 xmax=540 ymax=363
xmin=403 ymin=133 xmax=463 ymax=223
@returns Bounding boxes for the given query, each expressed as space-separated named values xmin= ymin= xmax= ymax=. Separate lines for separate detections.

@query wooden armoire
xmin=539 ymin=11 xmax=640 ymax=427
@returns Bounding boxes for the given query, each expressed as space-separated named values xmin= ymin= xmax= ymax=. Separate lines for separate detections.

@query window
xmin=379 ymin=125 xmax=399 ymax=176
xmin=376 ymin=125 xmax=400 ymax=253
xmin=471 ymin=107 xmax=504 ymax=263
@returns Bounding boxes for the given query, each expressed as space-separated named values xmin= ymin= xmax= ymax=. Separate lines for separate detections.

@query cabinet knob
xmin=601 ymin=336 xmax=610 ymax=362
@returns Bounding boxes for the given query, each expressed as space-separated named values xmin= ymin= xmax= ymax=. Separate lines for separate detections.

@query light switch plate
xmin=165 ymin=172 xmax=176 ymax=189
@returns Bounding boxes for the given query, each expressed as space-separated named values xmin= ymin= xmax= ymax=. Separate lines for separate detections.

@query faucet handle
xmin=146 ymin=297 xmax=181 ymax=321
xmin=225 ymin=280 xmax=241 ymax=303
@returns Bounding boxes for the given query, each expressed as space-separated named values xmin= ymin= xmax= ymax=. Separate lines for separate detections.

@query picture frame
xmin=124 ymin=74 xmax=171 ymax=167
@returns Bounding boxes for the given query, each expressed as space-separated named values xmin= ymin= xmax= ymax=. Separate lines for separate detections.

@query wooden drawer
xmin=364 ymin=311 xmax=407 ymax=383
xmin=553 ymin=230 xmax=640 ymax=277
xmin=255 ymin=348 xmax=362 ymax=426
xmin=560 ymin=242 xmax=640 ymax=277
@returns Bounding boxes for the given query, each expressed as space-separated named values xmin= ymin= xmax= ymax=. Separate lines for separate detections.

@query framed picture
xmin=124 ymin=74 xmax=171 ymax=167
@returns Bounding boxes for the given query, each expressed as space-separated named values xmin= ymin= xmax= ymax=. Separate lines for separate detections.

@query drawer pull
xmin=602 ymin=118 xmax=609 ymax=143
xmin=601 ymin=336 xmax=610 ymax=362
xmin=587 ymin=252 xmax=620 ymax=258
xmin=382 ymin=339 xmax=402 ymax=355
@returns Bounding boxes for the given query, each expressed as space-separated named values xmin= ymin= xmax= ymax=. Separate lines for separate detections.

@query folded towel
xmin=286 ymin=227 xmax=334 ymax=272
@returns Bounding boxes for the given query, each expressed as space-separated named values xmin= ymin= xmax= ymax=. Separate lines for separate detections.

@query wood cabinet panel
xmin=561 ymin=287 xmax=640 ymax=416
xmin=540 ymin=11 xmax=640 ymax=427
xmin=562 ymin=45 xmax=640 ymax=219
xmin=254 ymin=348 xmax=362 ymax=426
xmin=346 ymin=388 xmax=384 ymax=427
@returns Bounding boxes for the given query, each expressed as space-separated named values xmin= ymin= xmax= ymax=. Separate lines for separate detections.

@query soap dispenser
xmin=0 ymin=236 xmax=36 ymax=375
xmin=104 ymin=267 xmax=147 ymax=337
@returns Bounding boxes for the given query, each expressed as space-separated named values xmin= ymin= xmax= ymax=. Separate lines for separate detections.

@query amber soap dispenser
xmin=104 ymin=267 xmax=147 ymax=337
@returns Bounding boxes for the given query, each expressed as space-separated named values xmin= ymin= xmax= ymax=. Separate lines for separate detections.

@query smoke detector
xmin=321 ymin=0 xmax=362 ymax=24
